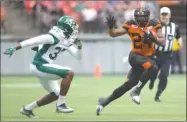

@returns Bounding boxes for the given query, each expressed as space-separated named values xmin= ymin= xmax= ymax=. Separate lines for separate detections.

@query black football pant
xmin=101 ymin=51 xmax=158 ymax=107
xmin=138 ymin=51 xmax=172 ymax=99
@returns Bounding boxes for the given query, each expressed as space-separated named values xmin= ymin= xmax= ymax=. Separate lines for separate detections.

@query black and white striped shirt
xmin=154 ymin=22 xmax=181 ymax=52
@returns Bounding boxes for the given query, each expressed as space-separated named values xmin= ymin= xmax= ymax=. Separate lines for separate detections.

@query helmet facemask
xmin=135 ymin=15 xmax=149 ymax=27
xmin=68 ymin=24 xmax=79 ymax=44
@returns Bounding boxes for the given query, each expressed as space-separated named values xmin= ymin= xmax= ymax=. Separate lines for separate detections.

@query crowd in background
xmin=1 ymin=4 xmax=6 ymax=33
xmin=2 ymin=0 xmax=186 ymax=34
xmin=2 ymin=0 xmax=159 ymax=33
xmin=1 ymin=0 xmax=186 ymax=34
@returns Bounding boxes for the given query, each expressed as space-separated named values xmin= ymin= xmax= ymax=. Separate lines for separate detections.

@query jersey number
xmin=49 ymin=47 xmax=66 ymax=60
xmin=132 ymin=33 xmax=152 ymax=49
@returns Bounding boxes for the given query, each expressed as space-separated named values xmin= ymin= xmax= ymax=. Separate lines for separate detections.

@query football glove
xmin=143 ymin=30 xmax=150 ymax=43
xmin=4 ymin=47 xmax=16 ymax=57
xmin=144 ymin=30 xmax=157 ymax=44
xmin=74 ymin=38 xmax=82 ymax=49
xmin=106 ymin=15 xmax=116 ymax=29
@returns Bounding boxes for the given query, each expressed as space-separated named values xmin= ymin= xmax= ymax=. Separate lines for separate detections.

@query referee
xmin=130 ymin=6 xmax=183 ymax=104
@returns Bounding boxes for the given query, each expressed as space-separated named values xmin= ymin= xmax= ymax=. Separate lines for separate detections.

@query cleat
xmin=20 ymin=106 xmax=38 ymax=118
xmin=56 ymin=103 xmax=74 ymax=113
xmin=155 ymin=97 xmax=162 ymax=102
xmin=96 ymin=105 xmax=103 ymax=116
xmin=130 ymin=87 xmax=141 ymax=105
xmin=96 ymin=98 xmax=105 ymax=116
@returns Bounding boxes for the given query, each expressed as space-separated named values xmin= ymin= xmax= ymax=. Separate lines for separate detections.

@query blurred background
xmin=1 ymin=0 xmax=186 ymax=75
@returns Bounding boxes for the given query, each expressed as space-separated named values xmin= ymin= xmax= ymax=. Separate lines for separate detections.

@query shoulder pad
xmin=149 ymin=19 xmax=161 ymax=26
xmin=149 ymin=19 xmax=162 ymax=30
xmin=123 ymin=20 xmax=137 ymax=30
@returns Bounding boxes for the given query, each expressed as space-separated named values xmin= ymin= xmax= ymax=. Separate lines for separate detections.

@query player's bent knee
xmin=50 ymin=88 xmax=60 ymax=97
xmin=67 ymin=71 xmax=74 ymax=77
xmin=143 ymin=61 xmax=158 ymax=74
xmin=149 ymin=64 xmax=158 ymax=74
xmin=152 ymin=64 xmax=158 ymax=73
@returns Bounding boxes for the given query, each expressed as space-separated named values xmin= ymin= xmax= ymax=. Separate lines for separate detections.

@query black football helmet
xmin=134 ymin=6 xmax=150 ymax=27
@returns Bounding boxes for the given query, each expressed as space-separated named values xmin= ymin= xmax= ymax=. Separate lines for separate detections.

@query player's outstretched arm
xmin=3 ymin=34 xmax=55 ymax=57
xmin=106 ymin=15 xmax=127 ymax=37
xmin=67 ymin=38 xmax=82 ymax=60
xmin=108 ymin=28 xmax=127 ymax=37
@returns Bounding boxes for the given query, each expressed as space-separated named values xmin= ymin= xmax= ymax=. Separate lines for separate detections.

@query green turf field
xmin=1 ymin=75 xmax=186 ymax=121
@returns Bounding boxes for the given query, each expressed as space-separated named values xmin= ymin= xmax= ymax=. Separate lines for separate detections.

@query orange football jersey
xmin=123 ymin=19 xmax=162 ymax=56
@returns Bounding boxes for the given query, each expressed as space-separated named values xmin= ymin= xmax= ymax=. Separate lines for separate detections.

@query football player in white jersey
xmin=4 ymin=16 xmax=82 ymax=118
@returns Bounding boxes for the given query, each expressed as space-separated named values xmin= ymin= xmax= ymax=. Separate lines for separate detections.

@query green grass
xmin=1 ymin=75 xmax=186 ymax=121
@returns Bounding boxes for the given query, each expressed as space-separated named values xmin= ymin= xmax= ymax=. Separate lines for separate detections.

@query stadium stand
xmin=1 ymin=6 xmax=6 ymax=34
xmin=1 ymin=0 xmax=186 ymax=35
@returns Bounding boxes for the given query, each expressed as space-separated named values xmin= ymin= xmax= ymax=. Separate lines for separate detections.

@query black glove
xmin=74 ymin=38 xmax=82 ymax=49
xmin=143 ymin=30 xmax=157 ymax=44
xmin=148 ymin=30 xmax=157 ymax=42
xmin=143 ymin=31 xmax=150 ymax=43
xmin=106 ymin=15 xmax=116 ymax=29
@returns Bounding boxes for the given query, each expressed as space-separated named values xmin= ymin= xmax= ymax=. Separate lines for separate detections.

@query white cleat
xmin=96 ymin=105 xmax=104 ymax=116
xmin=20 ymin=106 xmax=38 ymax=118
xmin=131 ymin=95 xmax=140 ymax=105
xmin=56 ymin=103 xmax=74 ymax=113
xmin=130 ymin=89 xmax=141 ymax=105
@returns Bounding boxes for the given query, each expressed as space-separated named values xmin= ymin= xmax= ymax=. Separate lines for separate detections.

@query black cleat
xmin=155 ymin=97 xmax=161 ymax=102
xmin=20 ymin=106 xmax=38 ymax=118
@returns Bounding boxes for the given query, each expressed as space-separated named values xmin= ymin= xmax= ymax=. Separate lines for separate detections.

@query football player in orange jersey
xmin=130 ymin=7 xmax=184 ymax=104
xmin=96 ymin=6 xmax=165 ymax=115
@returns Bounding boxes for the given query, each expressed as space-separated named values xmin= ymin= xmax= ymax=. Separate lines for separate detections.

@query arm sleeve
xmin=20 ymin=34 xmax=55 ymax=48
xmin=67 ymin=45 xmax=82 ymax=60
xmin=175 ymin=24 xmax=181 ymax=40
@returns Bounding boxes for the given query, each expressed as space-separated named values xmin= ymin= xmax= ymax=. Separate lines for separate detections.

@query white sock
xmin=57 ymin=95 xmax=66 ymax=106
xmin=137 ymin=81 xmax=142 ymax=88
xmin=25 ymin=101 xmax=38 ymax=111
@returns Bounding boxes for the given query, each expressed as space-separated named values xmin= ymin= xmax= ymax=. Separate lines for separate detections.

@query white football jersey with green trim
xmin=33 ymin=26 xmax=73 ymax=65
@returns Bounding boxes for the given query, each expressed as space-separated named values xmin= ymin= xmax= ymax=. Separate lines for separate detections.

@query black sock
xmin=102 ymin=82 xmax=133 ymax=107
